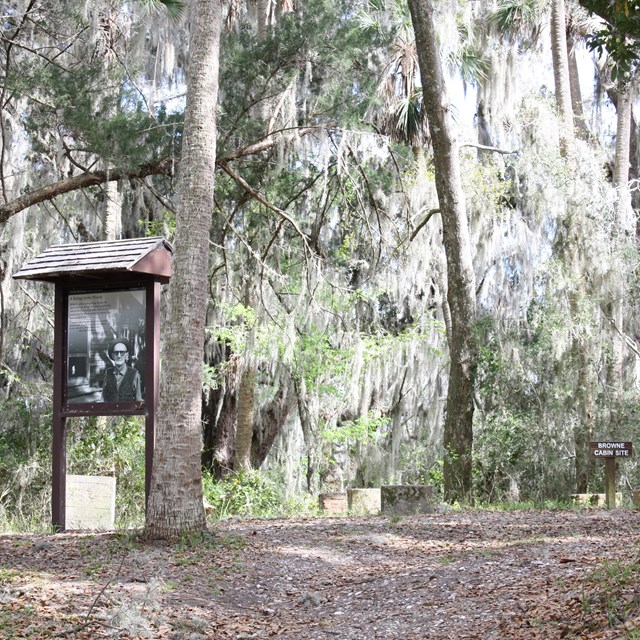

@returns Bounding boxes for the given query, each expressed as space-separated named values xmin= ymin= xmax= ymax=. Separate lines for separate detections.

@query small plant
xmin=0 ymin=567 xmax=20 ymax=583
xmin=573 ymin=556 xmax=640 ymax=636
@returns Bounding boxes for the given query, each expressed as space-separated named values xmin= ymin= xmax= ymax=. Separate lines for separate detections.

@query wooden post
xmin=589 ymin=442 xmax=632 ymax=510
xmin=605 ymin=458 xmax=616 ymax=509
xmin=52 ymin=285 xmax=66 ymax=531
xmin=144 ymin=281 xmax=160 ymax=504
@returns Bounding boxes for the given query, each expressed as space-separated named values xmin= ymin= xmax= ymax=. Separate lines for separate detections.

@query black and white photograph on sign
xmin=67 ymin=289 xmax=146 ymax=403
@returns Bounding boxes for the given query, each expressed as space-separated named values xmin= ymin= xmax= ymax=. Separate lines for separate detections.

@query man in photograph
xmin=102 ymin=338 xmax=142 ymax=402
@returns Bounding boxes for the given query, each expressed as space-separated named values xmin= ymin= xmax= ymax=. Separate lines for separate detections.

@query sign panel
xmin=67 ymin=289 xmax=146 ymax=404
xmin=589 ymin=441 xmax=633 ymax=458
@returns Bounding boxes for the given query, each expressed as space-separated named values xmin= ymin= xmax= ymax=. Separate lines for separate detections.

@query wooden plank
xmin=589 ymin=441 xmax=633 ymax=458
xmin=13 ymin=237 xmax=173 ymax=281
xmin=145 ymin=282 xmax=161 ymax=505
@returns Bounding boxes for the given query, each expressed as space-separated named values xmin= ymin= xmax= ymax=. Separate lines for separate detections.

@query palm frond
xmin=488 ymin=0 xmax=544 ymax=46
xmin=139 ymin=0 xmax=186 ymax=22
xmin=393 ymin=91 xmax=424 ymax=146
xmin=449 ymin=45 xmax=488 ymax=85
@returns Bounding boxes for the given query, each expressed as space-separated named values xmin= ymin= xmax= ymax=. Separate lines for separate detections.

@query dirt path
xmin=1 ymin=509 xmax=639 ymax=639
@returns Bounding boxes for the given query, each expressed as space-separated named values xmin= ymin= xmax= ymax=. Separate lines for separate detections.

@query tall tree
xmin=407 ymin=0 xmax=477 ymax=502
xmin=145 ymin=0 xmax=222 ymax=539
xmin=550 ymin=0 xmax=575 ymax=154
xmin=580 ymin=0 xmax=639 ymax=397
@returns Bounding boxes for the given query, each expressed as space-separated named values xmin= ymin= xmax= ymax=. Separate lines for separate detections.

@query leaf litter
xmin=0 ymin=509 xmax=639 ymax=639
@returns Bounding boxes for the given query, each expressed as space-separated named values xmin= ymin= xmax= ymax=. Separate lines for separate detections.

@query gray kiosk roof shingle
xmin=12 ymin=237 xmax=173 ymax=283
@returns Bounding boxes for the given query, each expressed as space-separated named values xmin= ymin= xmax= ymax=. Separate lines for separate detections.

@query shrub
xmin=202 ymin=469 xmax=316 ymax=519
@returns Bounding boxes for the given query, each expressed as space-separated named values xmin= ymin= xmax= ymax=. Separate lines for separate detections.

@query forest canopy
xmin=1 ymin=0 xmax=640 ymax=529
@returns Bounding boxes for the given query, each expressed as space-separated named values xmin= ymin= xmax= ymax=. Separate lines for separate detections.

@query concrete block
xmin=66 ymin=475 xmax=116 ymax=530
xmin=347 ymin=488 xmax=381 ymax=514
xmin=318 ymin=493 xmax=347 ymax=514
xmin=570 ymin=493 xmax=622 ymax=508
xmin=381 ymin=484 xmax=434 ymax=516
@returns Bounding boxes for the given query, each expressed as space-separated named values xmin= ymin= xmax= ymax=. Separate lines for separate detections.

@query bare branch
xmin=460 ymin=143 xmax=519 ymax=155
xmin=0 ymin=126 xmax=323 ymax=226
xmin=409 ymin=208 xmax=440 ymax=242
xmin=0 ymin=157 xmax=174 ymax=224
xmin=218 ymin=126 xmax=320 ymax=162
xmin=217 ymin=160 xmax=311 ymax=254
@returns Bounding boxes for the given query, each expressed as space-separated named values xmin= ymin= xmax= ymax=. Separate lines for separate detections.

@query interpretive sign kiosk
xmin=589 ymin=441 xmax=633 ymax=509
xmin=13 ymin=237 xmax=173 ymax=531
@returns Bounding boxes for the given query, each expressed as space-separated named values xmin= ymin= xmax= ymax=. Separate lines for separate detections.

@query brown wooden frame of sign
xmin=52 ymin=278 xmax=161 ymax=531
xmin=12 ymin=237 xmax=172 ymax=532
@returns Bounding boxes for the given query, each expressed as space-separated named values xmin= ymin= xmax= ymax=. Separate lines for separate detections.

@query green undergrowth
xmin=474 ymin=498 xmax=578 ymax=511
xmin=202 ymin=469 xmax=317 ymax=520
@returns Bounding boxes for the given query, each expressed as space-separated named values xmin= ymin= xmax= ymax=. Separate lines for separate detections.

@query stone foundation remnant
xmin=381 ymin=484 xmax=434 ymax=516
xmin=318 ymin=492 xmax=348 ymax=514
xmin=347 ymin=488 xmax=381 ymax=514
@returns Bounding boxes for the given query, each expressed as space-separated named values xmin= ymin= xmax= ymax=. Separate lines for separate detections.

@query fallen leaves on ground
xmin=1 ymin=509 xmax=639 ymax=639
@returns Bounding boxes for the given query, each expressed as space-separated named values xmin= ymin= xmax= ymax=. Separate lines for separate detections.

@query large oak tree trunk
xmin=202 ymin=376 xmax=238 ymax=479
xmin=146 ymin=0 xmax=222 ymax=539
xmin=407 ymin=0 xmax=477 ymax=503
xmin=251 ymin=381 xmax=296 ymax=468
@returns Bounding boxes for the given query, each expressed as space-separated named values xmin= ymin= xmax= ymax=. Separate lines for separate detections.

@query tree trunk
xmin=407 ymin=0 xmax=477 ymax=503
xmin=104 ymin=180 xmax=122 ymax=241
xmin=613 ymin=82 xmax=633 ymax=231
xmin=573 ymin=340 xmax=595 ymax=493
xmin=295 ymin=377 xmax=321 ymax=493
xmin=606 ymin=81 xmax=634 ymax=396
xmin=234 ymin=367 xmax=256 ymax=470
xmin=550 ymin=0 xmax=574 ymax=155
xmin=567 ymin=36 xmax=588 ymax=137
xmin=251 ymin=381 xmax=295 ymax=468
xmin=202 ymin=379 xmax=237 ymax=479
xmin=146 ymin=0 xmax=222 ymax=540
xmin=257 ymin=0 xmax=269 ymax=40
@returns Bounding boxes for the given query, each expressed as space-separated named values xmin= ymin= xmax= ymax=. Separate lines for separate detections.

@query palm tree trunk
xmin=567 ymin=37 xmax=588 ymax=137
xmin=146 ymin=0 xmax=222 ymax=539
xmin=606 ymin=81 xmax=634 ymax=395
xmin=613 ymin=82 xmax=633 ymax=230
xmin=550 ymin=0 xmax=574 ymax=155
xmin=104 ymin=180 xmax=122 ymax=241
xmin=573 ymin=340 xmax=595 ymax=493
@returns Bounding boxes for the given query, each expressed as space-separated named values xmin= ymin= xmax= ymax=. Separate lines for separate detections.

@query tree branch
xmin=460 ymin=142 xmax=519 ymax=155
xmin=217 ymin=160 xmax=312 ymax=254
xmin=0 ymin=157 xmax=174 ymax=224
xmin=218 ymin=126 xmax=320 ymax=162
xmin=409 ymin=208 xmax=440 ymax=242
xmin=0 ymin=126 xmax=324 ymax=226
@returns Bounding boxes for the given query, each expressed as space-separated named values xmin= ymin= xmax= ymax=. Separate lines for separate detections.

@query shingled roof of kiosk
xmin=13 ymin=237 xmax=173 ymax=283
